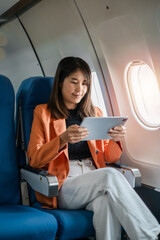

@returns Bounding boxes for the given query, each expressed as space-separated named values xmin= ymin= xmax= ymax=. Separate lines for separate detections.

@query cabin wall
xmin=75 ymin=0 xmax=160 ymax=188
xmin=0 ymin=18 xmax=42 ymax=93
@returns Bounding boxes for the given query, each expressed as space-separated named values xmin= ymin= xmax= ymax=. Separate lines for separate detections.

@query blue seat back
xmin=0 ymin=75 xmax=21 ymax=204
xmin=16 ymin=76 xmax=54 ymax=202
xmin=16 ymin=76 xmax=54 ymax=152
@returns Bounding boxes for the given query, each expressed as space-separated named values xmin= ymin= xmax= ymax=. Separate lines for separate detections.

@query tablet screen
xmin=80 ymin=116 xmax=128 ymax=140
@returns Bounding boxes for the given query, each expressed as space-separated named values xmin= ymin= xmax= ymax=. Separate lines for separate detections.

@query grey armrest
xmin=20 ymin=166 xmax=59 ymax=197
xmin=106 ymin=163 xmax=142 ymax=188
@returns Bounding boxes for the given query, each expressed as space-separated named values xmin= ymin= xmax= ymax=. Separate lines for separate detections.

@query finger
xmin=67 ymin=125 xmax=79 ymax=132
xmin=68 ymin=128 xmax=89 ymax=142
xmin=69 ymin=133 xmax=89 ymax=143
xmin=78 ymin=127 xmax=88 ymax=132
xmin=109 ymin=127 xmax=126 ymax=134
xmin=68 ymin=130 xmax=89 ymax=138
xmin=107 ymin=132 xmax=126 ymax=141
xmin=114 ymin=125 xmax=126 ymax=131
xmin=68 ymin=126 xmax=88 ymax=134
xmin=108 ymin=132 xmax=126 ymax=139
xmin=108 ymin=132 xmax=126 ymax=137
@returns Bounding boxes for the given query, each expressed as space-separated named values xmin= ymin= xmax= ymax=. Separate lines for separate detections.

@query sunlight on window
xmin=91 ymin=72 xmax=107 ymax=116
xmin=127 ymin=61 xmax=160 ymax=127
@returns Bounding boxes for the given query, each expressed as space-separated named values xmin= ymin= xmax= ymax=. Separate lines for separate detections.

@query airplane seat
xmin=0 ymin=75 xmax=58 ymax=240
xmin=16 ymin=76 xmax=54 ymax=203
xmin=16 ymin=76 xmax=95 ymax=240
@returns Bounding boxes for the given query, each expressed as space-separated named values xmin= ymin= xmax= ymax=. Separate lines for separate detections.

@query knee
xmin=104 ymin=167 xmax=119 ymax=174
xmin=101 ymin=167 xmax=126 ymax=184
xmin=103 ymin=167 xmax=121 ymax=176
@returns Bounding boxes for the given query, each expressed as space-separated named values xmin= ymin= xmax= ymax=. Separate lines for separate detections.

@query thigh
xmin=58 ymin=167 xmax=119 ymax=209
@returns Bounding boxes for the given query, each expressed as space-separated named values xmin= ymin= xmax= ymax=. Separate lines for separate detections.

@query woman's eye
xmin=83 ymin=82 xmax=88 ymax=85
xmin=71 ymin=81 xmax=77 ymax=84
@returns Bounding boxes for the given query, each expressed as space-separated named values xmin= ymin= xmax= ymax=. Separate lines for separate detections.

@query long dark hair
xmin=47 ymin=56 xmax=95 ymax=119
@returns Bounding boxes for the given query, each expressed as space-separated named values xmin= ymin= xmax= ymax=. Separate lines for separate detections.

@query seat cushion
xmin=0 ymin=205 xmax=58 ymax=240
xmin=34 ymin=202 xmax=95 ymax=240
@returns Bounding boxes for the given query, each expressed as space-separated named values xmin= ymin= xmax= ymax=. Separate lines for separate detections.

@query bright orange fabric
xmin=27 ymin=104 xmax=122 ymax=208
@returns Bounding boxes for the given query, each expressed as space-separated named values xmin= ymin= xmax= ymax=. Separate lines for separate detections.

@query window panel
xmin=91 ymin=72 xmax=107 ymax=116
xmin=127 ymin=61 xmax=160 ymax=127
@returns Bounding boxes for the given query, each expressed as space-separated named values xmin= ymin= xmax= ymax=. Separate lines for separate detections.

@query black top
xmin=65 ymin=108 xmax=92 ymax=160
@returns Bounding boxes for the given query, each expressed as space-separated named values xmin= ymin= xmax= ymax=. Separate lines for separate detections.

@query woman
xmin=27 ymin=57 xmax=160 ymax=240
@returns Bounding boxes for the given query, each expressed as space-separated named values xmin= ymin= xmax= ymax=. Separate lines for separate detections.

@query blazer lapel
xmin=53 ymin=118 xmax=68 ymax=159
xmin=53 ymin=118 xmax=66 ymax=136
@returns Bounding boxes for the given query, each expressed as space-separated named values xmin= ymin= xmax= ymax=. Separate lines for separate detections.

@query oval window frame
xmin=126 ymin=60 xmax=160 ymax=128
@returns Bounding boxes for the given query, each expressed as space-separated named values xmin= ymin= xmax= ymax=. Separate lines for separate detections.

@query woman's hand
xmin=107 ymin=125 xmax=126 ymax=142
xmin=60 ymin=125 xmax=89 ymax=149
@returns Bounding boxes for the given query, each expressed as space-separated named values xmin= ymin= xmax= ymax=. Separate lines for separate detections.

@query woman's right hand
xmin=60 ymin=125 xmax=89 ymax=148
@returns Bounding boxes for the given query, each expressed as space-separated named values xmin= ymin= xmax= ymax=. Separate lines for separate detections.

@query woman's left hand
xmin=107 ymin=125 xmax=126 ymax=142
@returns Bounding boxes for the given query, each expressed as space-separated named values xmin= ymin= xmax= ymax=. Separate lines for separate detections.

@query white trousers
xmin=58 ymin=160 xmax=160 ymax=240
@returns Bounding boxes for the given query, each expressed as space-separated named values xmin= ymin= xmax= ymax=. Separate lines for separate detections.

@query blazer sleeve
xmin=27 ymin=106 xmax=66 ymax=168
xmin=95 ymin=106 xmax=123 ymax=163
xmin=104 ymin=139 xmax=122 ymax=163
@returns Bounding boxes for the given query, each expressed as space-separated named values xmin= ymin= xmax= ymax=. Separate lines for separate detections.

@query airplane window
xmin=127 ymin=61 xmax=160 ymax=127
xmin=91 ymin=72 xmax=107 ymax=116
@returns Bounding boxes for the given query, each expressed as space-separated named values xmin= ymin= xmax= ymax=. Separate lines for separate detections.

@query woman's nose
xmin=76 ymin=83 xmax=83 ymax=92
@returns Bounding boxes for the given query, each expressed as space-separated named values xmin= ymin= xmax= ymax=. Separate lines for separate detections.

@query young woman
xmin=27 ymin=57 xmax=160 ymax=240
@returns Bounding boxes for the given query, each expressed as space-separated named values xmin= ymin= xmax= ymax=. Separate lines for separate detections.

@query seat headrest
xmin=16 ymin=76 xmax=54 ymax=107
xmin=16 ymin=76 xmax=54 ymax=151
xmin=0 ymin=75 xmax=15 ymax=107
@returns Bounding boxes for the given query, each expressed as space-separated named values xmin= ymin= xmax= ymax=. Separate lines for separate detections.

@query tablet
xmin=80 ymin=116 xmax=128 ymax=140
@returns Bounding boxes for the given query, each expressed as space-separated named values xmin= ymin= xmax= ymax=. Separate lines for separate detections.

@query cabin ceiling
xmin=0 ymin=0 xmax=19 ymax=15
xmin=0 ymin=0 xmax=41 ymax=24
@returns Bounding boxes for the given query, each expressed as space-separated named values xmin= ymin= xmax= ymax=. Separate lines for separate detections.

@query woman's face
xmin=61 ymin=69 xmax=88 ymax=109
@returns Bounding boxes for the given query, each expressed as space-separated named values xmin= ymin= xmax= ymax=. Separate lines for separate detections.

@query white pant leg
xmin=58 ymin=166 xmax=160 ymax=240
xmin=86 ymin=195 xmax=121 ymax=240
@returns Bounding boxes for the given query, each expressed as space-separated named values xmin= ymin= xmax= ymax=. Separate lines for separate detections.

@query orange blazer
xmin=27 ymin=104 xmax=122 ymax=208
